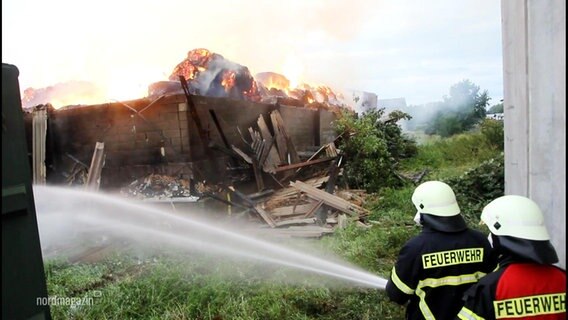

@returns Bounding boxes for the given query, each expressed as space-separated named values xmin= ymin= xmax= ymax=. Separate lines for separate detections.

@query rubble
xmin=112 ymin=105 xmax=370 ymax=237
xmin=120 ymin=174 xmax=198 ymax=201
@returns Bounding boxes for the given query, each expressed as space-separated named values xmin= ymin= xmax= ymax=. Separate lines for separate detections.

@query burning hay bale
xmin=165 ymin=48 xmax=261 ymax=102
xmin=147 ymin=47 xmax=349 ymax=111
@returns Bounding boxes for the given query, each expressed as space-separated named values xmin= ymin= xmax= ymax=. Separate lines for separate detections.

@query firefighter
xmin=386 ymin=181 xmax=496 ymax=319
xmin=457 ymin=195 xmax=566 ymax=320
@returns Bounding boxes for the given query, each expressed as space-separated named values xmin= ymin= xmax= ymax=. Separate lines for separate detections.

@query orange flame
xmin=221 ymin=70 xmax=236 ymax=92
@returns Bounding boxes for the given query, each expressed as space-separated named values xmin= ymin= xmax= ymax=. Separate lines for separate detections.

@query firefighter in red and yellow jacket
xmin=457 ymin=195 xmax=566 ymax=320
xmin=386 ymin=181 xmax=497 ymax=319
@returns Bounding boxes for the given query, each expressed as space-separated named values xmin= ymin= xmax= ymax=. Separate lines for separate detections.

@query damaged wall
xmin=39 ymin=94 xmax=338 ymax=189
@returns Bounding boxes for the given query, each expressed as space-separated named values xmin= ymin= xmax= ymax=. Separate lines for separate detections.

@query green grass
xmin=44 ymin=130 xmax=503 ymax=319
xmin=401 ymin=132 xmax=501 ymax=173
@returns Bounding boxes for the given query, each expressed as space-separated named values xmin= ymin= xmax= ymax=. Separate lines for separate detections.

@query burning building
xmin=25 ymin=49 xmax=347 ymax=192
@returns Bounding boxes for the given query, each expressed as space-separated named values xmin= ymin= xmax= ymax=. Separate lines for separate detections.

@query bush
xmin=445 ymin=153 xmax=504 ymax=225
xmin=334 ymin=109 xmax=417 ymax=192
xmin=480 ymin=119 xmax=504 ymax=150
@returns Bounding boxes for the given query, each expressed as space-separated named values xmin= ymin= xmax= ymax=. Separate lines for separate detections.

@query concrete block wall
xmin=320 ymin=109 xmax=339 ymax=144
xmin=46 ymin=94 xmax=338 ymax=189
xmin=278 ymin=106 xmax=318 ymax=149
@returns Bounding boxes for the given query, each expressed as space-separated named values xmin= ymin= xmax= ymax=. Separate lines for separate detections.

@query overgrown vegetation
xmin=445 ymin=154 xmax=504 ymax=224
xmin=334 ymin=108 xmax=417 ymax=192
xmin=45 ymin=117 xmax=505 ymax=319
xmin=480 ymin=119 xmax=504 ymax=150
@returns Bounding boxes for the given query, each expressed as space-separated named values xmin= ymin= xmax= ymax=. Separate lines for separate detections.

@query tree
xmin=426 ymin=79 xmax=490 ymax=137
xmin=487 ymin=102 xmax=504 ymax=114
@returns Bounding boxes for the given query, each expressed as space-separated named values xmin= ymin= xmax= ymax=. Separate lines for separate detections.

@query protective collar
xmin=420 ymin=213 xmax=468 ymax=233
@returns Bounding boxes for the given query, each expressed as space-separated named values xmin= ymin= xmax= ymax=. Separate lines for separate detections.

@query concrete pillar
xmin=501 ymin=0 xmax=566 ymax=268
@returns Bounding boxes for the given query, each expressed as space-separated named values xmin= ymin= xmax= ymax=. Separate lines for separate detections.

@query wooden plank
xmin=275 ymin=218 xmax=317 ymax=227
xmin=270 ymin=110 xmax=300 ymax=163
xmin=290 ymin=180 xmax=369 ymax=217
xmin=270 ymin=111 xmax=288 ymax=163
xmin=269 ymin=176 xmax=330 ymax=199
xmin=231 ymin=145 xmax=253 ymax=164
xmin=32 ymin=106 xmax=47 ymax=185
xmin=85 ymin=142 xmax=105 ymax=191
xmin=227 ymin=186 xmax=276 ymax=227
xmin=274 ymin=157 xmax=335 ymax=172
xmin=269 ymin=204 xmax=314 ymax=217
xmin=303 ymin=200 xmax=324 ymax=218
xmin=337 ymin=214 xmax=348 ymax=229
xmin=258 ymin=139 xmax=276 ymax=173
xmin=257 ymin=114 xmax=281 ymax=171
xmin=251 ymin=159 xmax=265 ymax=192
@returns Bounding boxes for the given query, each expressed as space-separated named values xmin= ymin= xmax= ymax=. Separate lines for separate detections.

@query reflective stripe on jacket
xmin=458 ymin=262 xmax=566 ymax=320
xmin=386 ymin=227 xmax=496 ymax=320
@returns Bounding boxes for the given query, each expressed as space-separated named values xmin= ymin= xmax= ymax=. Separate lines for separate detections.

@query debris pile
xmin=108 ymin=99 xmax=368 ymax=237
xmin=120 ymin=174 xmax=196 ymax=200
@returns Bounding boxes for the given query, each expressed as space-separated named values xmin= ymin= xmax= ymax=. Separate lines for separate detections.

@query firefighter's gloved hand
xmin=413 ymin=212 xmax=422 ymax=226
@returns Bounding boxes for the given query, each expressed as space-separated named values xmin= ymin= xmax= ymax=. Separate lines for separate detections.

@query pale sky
xmin=2 ymin=0 xmax=504 ymax=106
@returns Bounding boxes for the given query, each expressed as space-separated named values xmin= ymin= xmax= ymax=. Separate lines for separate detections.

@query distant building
xmin=349 ymin=90 xmax=378 ymax=114
xmin=377 ymin=97 xmax=407 ymax=111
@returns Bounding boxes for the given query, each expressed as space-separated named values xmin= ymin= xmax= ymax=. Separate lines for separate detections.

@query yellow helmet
xmin=411 ymin=181 xmax=465 ymax=232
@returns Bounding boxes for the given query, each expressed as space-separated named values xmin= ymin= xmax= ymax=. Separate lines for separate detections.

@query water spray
xmin=34 ymin=185 xmax=388 ymax=290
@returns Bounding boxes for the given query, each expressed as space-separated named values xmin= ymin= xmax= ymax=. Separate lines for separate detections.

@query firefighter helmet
xmin=481 ymin=195 xmax=558 ymax=264
xmin=411 ymin=181 xmax=466 ymax=232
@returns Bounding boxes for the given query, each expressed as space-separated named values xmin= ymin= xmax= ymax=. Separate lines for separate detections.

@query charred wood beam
xmin=251 ymin=159 xmax=265 ymax=192
xmin=226 ymin=186 xmax=276 ymax=227
xmin=209 ymin=109 xmax=239 ymax=167
xmin=179 ymin=76 xmax=219 ymax=181
xmin=256 ymin=114 xmax=280 ymax=173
